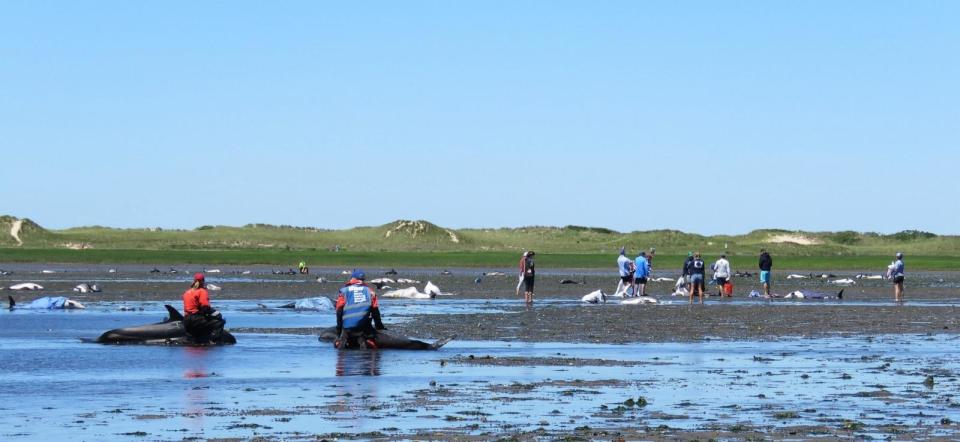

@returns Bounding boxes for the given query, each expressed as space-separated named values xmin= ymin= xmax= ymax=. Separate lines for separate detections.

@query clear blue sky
xmin=1 ymin=1 xmax=957 ymax=234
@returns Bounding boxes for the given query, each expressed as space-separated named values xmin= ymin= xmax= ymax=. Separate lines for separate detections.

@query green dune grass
xmin=0 ymin=216 xmax=956 ymax=269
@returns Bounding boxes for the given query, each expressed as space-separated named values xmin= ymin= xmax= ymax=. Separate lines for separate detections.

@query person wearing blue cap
xmin=334 ymin=268 xmax=387 ymax=349
xmin=887 ymin=252 xmax=905 ymax=302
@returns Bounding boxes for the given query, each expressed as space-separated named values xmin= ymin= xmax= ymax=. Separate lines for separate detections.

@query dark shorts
xmin=715 ymin=277 xmax=727 ymax=286
xmin=620 ymin=275 xmax=634 ymax=284
xmin=893 ymin=276 xmax=904 ymax=284
xmin=635 ymin=277 xmax=647 ymax=284
xmin=524 ymin=277 xmax=535 ymax=291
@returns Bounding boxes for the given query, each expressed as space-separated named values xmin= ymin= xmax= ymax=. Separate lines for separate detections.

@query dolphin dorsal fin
xmin=164 ymin=304 xmax=184 ymax=322
xmin=7 ymin=295 xmax=14 ymax=309
xmin=837 ymin=289 xmax=844 ymax=299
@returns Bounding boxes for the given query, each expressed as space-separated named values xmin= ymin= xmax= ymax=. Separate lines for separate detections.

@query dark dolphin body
xmin=318 ymin=326 xmax=451 ymax=350
xmin=89 ymin=305 xmax=236 ymax=346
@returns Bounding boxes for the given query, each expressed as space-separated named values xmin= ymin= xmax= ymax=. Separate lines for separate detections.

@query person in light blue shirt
xmin=632 ymin=251 xmax=650 ymax=298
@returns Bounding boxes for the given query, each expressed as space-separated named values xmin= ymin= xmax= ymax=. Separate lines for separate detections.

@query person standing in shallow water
xmin=686 ymin=252 xmax=706 ymax=304
xmin=522 ymin=251 xmax=536 ymax=304
xmin=759 ymin=249 xmax=773 ymax=297
xmin=888 ymin=252 xmax=905 ymax=302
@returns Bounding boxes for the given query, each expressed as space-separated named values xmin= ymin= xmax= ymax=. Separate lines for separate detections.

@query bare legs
xmin=688 ymin=278 xmax=704 ymax=304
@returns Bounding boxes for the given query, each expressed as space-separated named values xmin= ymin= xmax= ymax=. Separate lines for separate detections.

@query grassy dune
xmin=0 ymin=217 xmax=956 ymax=269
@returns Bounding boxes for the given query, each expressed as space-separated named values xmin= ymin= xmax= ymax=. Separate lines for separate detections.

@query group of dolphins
xmin=579 ymin=275 xmax=848 ymax=304
xmin=5 ymin=274 xmax=455 ymax=350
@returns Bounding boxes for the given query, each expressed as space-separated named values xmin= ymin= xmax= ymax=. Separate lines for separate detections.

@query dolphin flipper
xmin=164 ymin=305 xmax=184 ymax=322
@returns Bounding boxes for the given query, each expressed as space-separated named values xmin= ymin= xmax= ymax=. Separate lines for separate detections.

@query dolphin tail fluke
xmin=164 ymin=305 xmax=184 ymax=322
xmin=837 ymin=289 xmax=844 ymax=299
xmin=430 ymin=335 xmax=455 ymax=350
xmin=7 ymin=295 xmax=14 ymax=309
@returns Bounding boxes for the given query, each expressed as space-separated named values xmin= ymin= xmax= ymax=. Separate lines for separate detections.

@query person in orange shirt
xmin=182 ymin=272 xmax=225 ymax=343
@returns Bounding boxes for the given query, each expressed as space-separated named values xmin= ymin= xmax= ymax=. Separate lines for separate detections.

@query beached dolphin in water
xmin=8 ymin=283 xmax=44 ymax=291
xmin=581 ymin=289 xmax=607 ymax=304
xmin=279 ymin=297 xmax=334 ymax=311
xmin=88 ymin=305 xmax=236 ymax=346
xmin=381 ymin=287 xmax=434 ymax=299
xmin=828 ymin=278 xmax=856 ymax=285
xmin=8 ymin=295 xmax=85 ymax=309
xmin=73 ymin=283 xmax=101 ymax=293
xmin=784 ymin=289 xmax=844 ymax=300
xmin=317 ymin=326 xmax=452 ymax=350
xmin=560 ymin=277 xmax=586 ymax=285
xmin=856 ymin=274 xmax=884 ymax=280
xmin=621 ymin=296 xmax=658 ymax=305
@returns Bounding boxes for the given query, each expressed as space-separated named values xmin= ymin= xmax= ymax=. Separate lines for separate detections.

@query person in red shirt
xmin=182 ymin=272 xmax=225 ymax=343
xmin=334 ymin=269 xmax=386 ymax=349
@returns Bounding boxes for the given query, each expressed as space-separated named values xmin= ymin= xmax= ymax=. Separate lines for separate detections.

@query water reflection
xmin=336 ymin=350 xmax=382 ymax=376
xmin=182 ymin=346 xmax=213 ymax=434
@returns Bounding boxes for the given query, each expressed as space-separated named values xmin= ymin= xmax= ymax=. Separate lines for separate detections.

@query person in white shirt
xmin=712 ymin=254 xmax=732 ymax=297
xmin=614 ymin=247 xmax=635 ymax=297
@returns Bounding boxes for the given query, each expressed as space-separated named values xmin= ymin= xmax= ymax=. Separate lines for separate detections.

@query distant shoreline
xmin=0 ymin=249 xmax=954 ymax=271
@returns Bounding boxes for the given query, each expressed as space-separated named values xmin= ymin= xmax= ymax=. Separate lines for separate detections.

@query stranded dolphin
xmin=581 ymin=289 xmax=607 ymax=303
xmin=73 ymin=283 xmax=101 ymax=293
xmin=784 ymin=289 xmax=844 ymax=300
xmin=8 ymin=295 xmax=85 ymax=309
xmin=89 ymin=305 xmax=236 ymax=346
xmin=317 ymin=326 xmax=452 ymax=350
xmin=278 ymin=297 xmax=334 ymax=311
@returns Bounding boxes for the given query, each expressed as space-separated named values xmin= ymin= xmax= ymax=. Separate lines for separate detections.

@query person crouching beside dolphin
xmin=335 ymin=269 xmax=387 ymax=349
xmin=182 ymin=272 xmax=226 ymax=343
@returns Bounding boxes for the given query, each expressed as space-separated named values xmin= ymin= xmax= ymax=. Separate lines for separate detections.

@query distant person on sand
xmin=515 ymin=251 xmax=529 ymax=297
xmin=615 ymin=247 xmax=635 ymax=297
xmin=686 ymin=252 xmax=706 ymax=304
xmin=759 ymin=249 xmax=773 ymax=297
xmin=647 ymin=247 xmax=656 ymax=270
xmin=632 ymin=251 xmax=650 ymax=298
xmin=887 ymin=252 xmax=905 ymax=302
xmin=298 ymin=260 xmax=309 ymax=274
xmin=522 ymin=251 xmax=536 ymax=304
xmin=712 ymin=254 xmax=731 ymax=297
